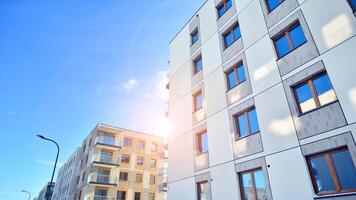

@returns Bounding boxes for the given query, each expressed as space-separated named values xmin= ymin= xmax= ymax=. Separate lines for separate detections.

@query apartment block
xmin=167 ymin=0 xmax=356 ymax=200
xmin=73 ymin=124 xmax=166 ymax=200
xmin=37 ymin=182 xmax=55 ymax=200
xmin=52 ymin=148 xmax=82 ymax=200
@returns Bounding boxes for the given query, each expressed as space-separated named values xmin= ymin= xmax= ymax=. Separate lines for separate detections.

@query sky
xmin=0 ymin=0 xmax=204 ymax=199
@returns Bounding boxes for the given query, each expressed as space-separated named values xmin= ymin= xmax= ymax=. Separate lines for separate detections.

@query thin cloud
xmin=34 ymin=159 xmax=63 ymax=168
xmin=115 ymin=79 xmax=139 ymax=93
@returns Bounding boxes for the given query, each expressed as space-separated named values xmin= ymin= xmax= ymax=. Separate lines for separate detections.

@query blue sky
xmin=0 ymin=0 xmax=204 ymax=199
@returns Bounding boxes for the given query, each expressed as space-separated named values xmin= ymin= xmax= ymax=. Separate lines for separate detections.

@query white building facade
xmin=52 ymin=148 xmax=82 ymax=200
xmin=167 ymin=0 xmax=356 ymax=200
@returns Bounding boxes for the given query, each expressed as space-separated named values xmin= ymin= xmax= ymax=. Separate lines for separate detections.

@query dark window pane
xmin=197 ymin=182 xmax=209 ymax=200
xmin=226 ymin=0 xmax=232 ymax=9
xmin=200 ymin=132 xmax=208 ymax=153
xmin=195 ymin=58 xmax=203 ymax=72
xmin=254 ymin=170 xmax=267 ymax=200
xmin=224 ymin=32 xmax=233 ymax=48
xmin=237 ymin=114 xmax=248 ymax=137
xmin=228 ymin=70 xmax=237 ymax=89
xmin=192 ymin=31 xmax=199 ymax=44
xmin=217 ymin=5 xmax=226 ymax=17
xmin=331 ymin=150 xmax=356 ymax=190
xmin=267 ymin=0 xmax=282 ymax=11
xmin=117 ymin=191 xmax=126 ymax=200
xmin=310 ymin=156 xmax=336 ymax=193
xmin=312 ymin=74 xmax=337 ymax=106
xmin=233 ymin=25 xmax=241 ymax=40
xmin=275 ymin=34 xmax=291 ymax=57
xmin=289 ymin=24 xmax=307 ymax=48
xmin=241 ymin=173 xmax=254 ymax=200
xmin=351 ymin=0 xmax=356 ymax=9
xmin=103 ymin=135 xmax=115 ymax=145
xmin=295 ymin=83 xmax=316 ymax=113
xmin=248 ymin=109 xmax=260 ymax=133
xmin=237 ymin=65 xmax=246 ymax=83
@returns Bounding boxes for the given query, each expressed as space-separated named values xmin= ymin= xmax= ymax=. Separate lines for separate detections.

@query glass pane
xmin=312 ymin=74 xmax=337 ymax=106
xmin=310 ymin=156 xmax=336 ymax=193
xmin=248 ymin=109 xmax=260 ymax=133
xmin=217 ymin=5 xmax=226 ymax=17
xmin=267 ymin=0 xmax=281 ymax=11
xmin=254 ymin=170 xmax=267 ymax=200
xmin=233 ymin=25 xmax=241 ymax=40
xmin=195 ymin=94 xmax=203 ymax=110
xmin=289 ymin=24 xmax=307 ymax=48
xmin=224 ymin=32 xmax=233 ymax=47
xmin=295 ymin=83 xmax=317 ymax=113
xmin=226 ymin=0 xmax=232 ymax=9
xmin=192 ymin=32 xmax=199 ymax=44
xmin=275 ymin=34 xmax=291 ymax=58
xmin=200 ymin=132 xmax=208 ymax=153
xmin=103 ymin=135 xmax=115 ymax=145
xmin=237 ymin=114 xmax=248 ymax=137
xmin=195 ymin=58 xmax=203 ymax=72
xmin=331 ymin=150 xmax=356 ymax=190
xmin=198 ymin=182 xmax=209 ymax=200
xmin=351 ymin=0 xmax=356 ymax=8
xmin=228 ymin=70 xmax=237 ymax=89
xmin=241 ymin=173 xmax=254 ymax=200
xmin=237 ymin=65 xmax=246 ymax=83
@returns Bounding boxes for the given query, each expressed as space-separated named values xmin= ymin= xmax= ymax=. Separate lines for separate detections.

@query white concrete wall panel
xmin=202 ymin=33 xmax=223 ymax=77
xmin=169 ymin=61 xmax=192 ymax=106
xmin=255 ymin=83 xmax=299 ymax=154
xmin=301 ymin=0 xmax=356 ymax=54
xmin=168 ymin=131 xmax=194 ymax=182
xmin=239 ymin=0 xmax=268 ymax=49
xmin=199 ymin=0 xmax=218 ymax=44
xmin=167 ymin=177 xmax=195 ymax=200
xmin=207 ymin=109 xmax=234 ymax=166
xmin=210 ymin=162 xmax=239 ymax=200
xmin=169 ymin=26 xmax=190 ymax=75
xmin=266 ymin=148 xmax=314 ymax=200
xmin=235 ymin=0 xmax=254 ymax=14
xmin=245 ymin=35 xmax=280 ymax=95
xmin=322 ymin=37 xmax=356 ymax=124
xmin=169 ymin=94 xmax=193 ymax=142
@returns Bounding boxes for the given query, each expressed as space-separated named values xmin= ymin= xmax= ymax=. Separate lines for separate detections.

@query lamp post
xmin=21 ymin=190 xmax=31 ymax=200
xmin=37 ymin=134 xmax=60 ymax=200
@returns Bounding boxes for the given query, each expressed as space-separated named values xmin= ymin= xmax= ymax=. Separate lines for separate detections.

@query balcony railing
xmin=94 ymin=136 xmax=121 ymax=148
xmin=91 ymin=153 xmax=120 ymax=166
xmin=88 ymin=172 xmax=117 ymax=186
xmin=85 ymin=195 xmax=116 ymax=200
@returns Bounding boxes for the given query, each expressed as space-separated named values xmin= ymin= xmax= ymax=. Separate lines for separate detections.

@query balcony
xmin=88 ymin=172 xmax=117 ymax=187
xmin=85 ymin=196 xmax=116 ymax=200
xmin=94 ymin=136 xmax=121 ymax=150
xmin=91 ymin=153 xmax=120 ymax=168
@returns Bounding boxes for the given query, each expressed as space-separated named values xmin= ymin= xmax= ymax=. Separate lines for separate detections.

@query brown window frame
xmin=197 ymin=181 xmax=209 ymax=200
xmin=191 ymin=29 xmax=199 ymax=45
xmin=121 ymin=154 xmax=130 ymax=164
xmin=136 ymin=173 xmax=143 ymax=183
xmin=265 ymin=0 xmax=285 ymax=13
xmin=119 ymin=172 xmax=129 ymax=181
xmin=306 ymin=147 xmax=356 ymax=196
xmin=273 ymin=21 xmax=304 ymax=58
xmin=234 ymin=107 xmax=259 ymax=139
xmin=137 ymin=156 xmax=144 ymax=166
xmin=292 ymin=71 xmax=336 ymax=114
xmin=150 ymin=175 xmax=156 ymax=185
xmin=123 ymin=138 xmax=132 ymax=147
xmin=217 ymin=0 xmax=231 ymax=18
xmin=226 ymin=61 xmax=245 ymax=90
xmin=223 ymin=22 xmax=241 ymax=49
xmin=238 ymin=168 xmax=264 ymax=200
xmin=193 ymin=55 xmax=203 ymax=75
xmin=196 ymin=130 xmax=208 ymax=155
xmin=193 ymin=90 xmax=203 ymax=112
xmin=348 ymin=0 xmax=356 ymax=12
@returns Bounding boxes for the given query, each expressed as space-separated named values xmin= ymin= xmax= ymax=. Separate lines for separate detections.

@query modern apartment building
xmin=52 ymin=148 xmax=82 ymax=200
xmin=167 ymin=0 xmax=356 ymax=200
xmin=72 ymin=124 xmax=166 ymax=200
xmin=37 ymin=182 xmax=55 ymax=200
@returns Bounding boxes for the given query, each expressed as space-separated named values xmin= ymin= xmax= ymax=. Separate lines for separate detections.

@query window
xmin=123 ymin=138 xmax=132 ymax=147
xmin=136 ymin=173 xmax=143 ymax=183
xmin=82 ymin=172 xmax=86 ymax=181
xmin=117 ymin=191 xmax=126 ymax=200
xmin=239 ymin=168 xmax=267 ymax=200
xmin=89 ymin=138 xmax=92 ymax=147
xmin=191 ymin=30 xmax=199 ymax=45
xmin=293 ymin=73 xmax=337 ymax=113
xmin=194 ymin=91 xmax=203 ymax=112
xmin=138 ymin=141 xmax=145 ymax=149
xmin=151 ymin=143 xmax=157 ymax=152
xmin=226 ymin=63 xmax=246 ymax=90
xmin=348 ymin=0 xmax=356 ymax=11
xmin=134 ymin=192 xmax=141 ymax=200
xmin=121 ymin=154 xmax=130 ymax=164
xmin=85 ymin=154 xmax=89 ymax=163
xmin=273 ymin=22 xmax=307 ymax=58
xmin=150 ymin=175 xmax=156 ymax=185
xmin=137 ymin=157 xmax=144 ymax=165
xmin=103 ymin=134 xmax=115 ymax=145
xmin=197 ymin=181 xmax=209 ymax=200
xmin=217 ymin=0 xmax=232 ymax=18
xmin=149 ymin=193 xmax=155 ymax=200
xmin=266 ymin=0 xmax=284 ymax=12
xmin=193 ymin=56 xmax=203 ymax=74
xmin=100 ymin=151 xmax=113 ymax=163
xmin=306 ymin=147 xmax=356 ymax=195
xmin=95 ymin=189 xmax=108 ymax=198
xmin=97 ymin=169 xmax=110 ymax=183
xmin=223 ymin=23 xmax=241 ymax=49
xmin=197 ymin=131 xmax=208 ymax=154
xmin=234 ymin=107 xmax=260 ymax=138
xmin=150 ymin=159 xmax=157 ymax=167
xmin=119 ymin=172 xmax=128 ymax=181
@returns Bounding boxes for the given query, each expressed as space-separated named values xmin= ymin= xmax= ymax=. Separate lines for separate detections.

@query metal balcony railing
xmin=85 ymin=195 xmax=117 ymax=200
xmin=88 ymin=172 xmax=117 ymax=185
xmin=94 ymin=136 xmax=121 ymax=148
xmin=91 ymin=153 xmax=120 ymax=166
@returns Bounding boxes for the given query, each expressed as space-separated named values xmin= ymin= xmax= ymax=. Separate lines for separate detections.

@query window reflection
xmin=331 ymin=150 xmax=356 ymax=190
xmin=240 ymin=169 xmax=267 ymax=200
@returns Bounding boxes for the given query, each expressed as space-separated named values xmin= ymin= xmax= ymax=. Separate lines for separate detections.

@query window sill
xmin=224 ymin=37 xmax=241 ymax=51
xmin=297 ymin=100 xmax=338 ymax=117
xmin=217 ymin=7 xmax=232 ymax=20
xmin=196 ymin=151 xmax=208 ymax=157
xmin=275 ymin=40 xmax=307 ymax=61
xmin=193 ymin=107 xmax=204 ymax=113
xmin=235 ymin=131 xmax=260 ymax=141
xmin=226 ymin=79 xmax=246 ymax=92
xmin=314 ymin=192 xmax=356 ymax=199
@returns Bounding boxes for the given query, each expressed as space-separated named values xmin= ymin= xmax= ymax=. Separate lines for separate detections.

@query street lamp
xmin=21 ymin=190 xmax=31 ymax=200
xmin=36 ymin=134 xmax=60 ymax=200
